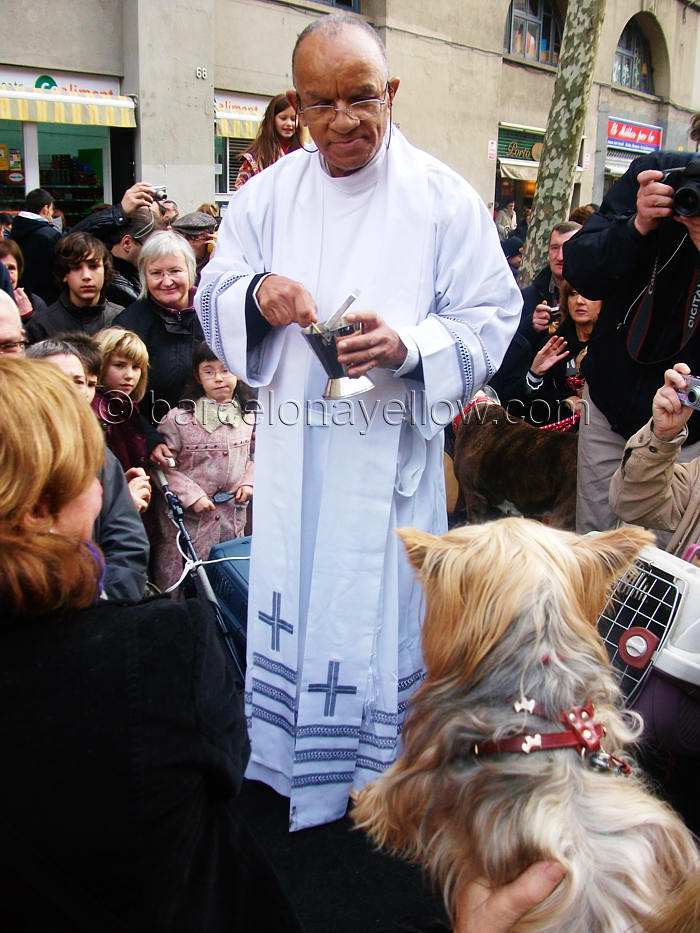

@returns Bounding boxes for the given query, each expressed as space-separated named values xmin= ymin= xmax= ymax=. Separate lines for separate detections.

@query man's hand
xmin=336 ymin=310 xmax=408 ymax=375
xmin=531 ymin=335 xmax=569 ymax=377
xmin=634 ymin=169 xmax=674 ymax=236
xmin=12 ymin=287 xmax=33 ymax=317
xmin=454 ymin=861 xmax=565 ymax=933
xmin=150 ymin=442 xmax=176 ymax=467
xmin=256 ymin=275 xmax=318 ymax=328
xmin=652 ymin=362 xmax=693 ymax=441
xmin=121 ymin=182 xmax=156 ymax=216
xmin=532 ymin=302 xmax=552 ymax=333
xmin=125 ymin=467 xmax=151 ymax=513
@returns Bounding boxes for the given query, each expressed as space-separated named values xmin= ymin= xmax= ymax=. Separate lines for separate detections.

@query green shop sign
xmin=498 ymin=127 xmax=544 ymax=163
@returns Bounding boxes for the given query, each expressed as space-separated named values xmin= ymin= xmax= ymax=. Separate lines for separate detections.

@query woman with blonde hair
xmin=234 ymin=93 xmax=302 ymax=189
xmin=0 ymin=356 xmax=302 ymax=931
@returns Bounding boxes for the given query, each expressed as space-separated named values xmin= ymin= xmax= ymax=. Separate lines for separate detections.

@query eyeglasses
xmin=0 ymin=340 xmax=28 ymax=355
xmin=297 ymin=86 xmax=390 ymax=126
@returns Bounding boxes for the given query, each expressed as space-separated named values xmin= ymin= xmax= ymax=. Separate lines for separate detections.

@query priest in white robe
xmin=196 ymin=12 xmax=522 ymax=830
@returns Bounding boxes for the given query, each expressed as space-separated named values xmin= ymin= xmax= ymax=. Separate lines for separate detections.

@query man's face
xmin=186 ymin=233 xmax=212 ymax=264
xmin=548 ymin=229 xmax=577 ymax=283
xmin=0 ymin=299 xmax=27 ymax=356
xmin=62 ymin=254 xmax=105 ymax=307
xmin=44 ymin=353 xmax=90 ymax=400
xmin=291 ymin=25 xmax=397 ymax=178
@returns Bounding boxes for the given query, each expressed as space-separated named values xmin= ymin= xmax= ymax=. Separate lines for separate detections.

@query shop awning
xmin=215 ymin=116 xmax=261 ymax=138
xmin=0 ymin=86 xmax=136 ymax=128
xmin=498 ymin=157 xmax=539 ymax=181
xmin=605 ymin=150 xmax=637 ymax=177
xmin=498 ymin=157 xmax=585 ymax=182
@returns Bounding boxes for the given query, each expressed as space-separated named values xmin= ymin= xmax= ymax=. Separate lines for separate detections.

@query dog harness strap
xmin=474 ymin=703 xmax=605 ymax=758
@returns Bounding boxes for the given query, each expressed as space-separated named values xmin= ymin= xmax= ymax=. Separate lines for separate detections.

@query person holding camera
xmin=609 ymin=361 xmax=700 ymax=557
xmin=563 ymin=115 xmax=700 ymax=534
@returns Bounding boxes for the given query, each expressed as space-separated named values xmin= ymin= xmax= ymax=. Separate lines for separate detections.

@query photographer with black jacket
xmin=563 ymin=121 xmax=700 ymax=535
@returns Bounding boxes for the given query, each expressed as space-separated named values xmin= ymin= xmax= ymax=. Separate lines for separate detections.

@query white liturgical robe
xmin=196 ymin=128 xmax=522 ymax=830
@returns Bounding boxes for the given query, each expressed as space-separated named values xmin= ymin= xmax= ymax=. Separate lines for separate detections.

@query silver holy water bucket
xmin=301 ymin=319 xmax=374 ymax=399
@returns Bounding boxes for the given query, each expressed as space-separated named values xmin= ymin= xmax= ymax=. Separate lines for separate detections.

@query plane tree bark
xmin=520 ymin=0 xmax=607 ymax=285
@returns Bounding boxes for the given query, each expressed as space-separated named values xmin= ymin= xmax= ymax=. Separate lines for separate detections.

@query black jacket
xmin=1 ymin=596 xmax=302 ymax=932
xmin=114 ymin=295 xmax=204 ymax=451
xmin=25 ymin=292 xmax=123 ymax=343
xmin=96 ymin=447 xmax=149 ymax=602
xmin=9 ymin=213 xmax=62 ymax=303
xmin=563 ymin=150 xmax=700 ymax=443
xmin=107 ymin=256 xmax=141 ymax=309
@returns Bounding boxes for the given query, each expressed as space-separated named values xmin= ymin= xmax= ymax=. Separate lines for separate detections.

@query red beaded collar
xmin=473 ymin=698 xmax=631 ymax=775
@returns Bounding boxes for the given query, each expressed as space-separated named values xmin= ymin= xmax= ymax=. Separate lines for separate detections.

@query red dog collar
xmin=473 ymin=700 xmax=631 ymax=775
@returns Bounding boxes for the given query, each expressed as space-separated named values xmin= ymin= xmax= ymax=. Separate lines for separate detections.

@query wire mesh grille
xmin=598 ymin=557 xmax=683 ymax=702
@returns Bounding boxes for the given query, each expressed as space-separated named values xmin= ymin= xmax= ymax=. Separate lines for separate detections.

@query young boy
xmin=25 ymin=232 xmax=122 ymax=343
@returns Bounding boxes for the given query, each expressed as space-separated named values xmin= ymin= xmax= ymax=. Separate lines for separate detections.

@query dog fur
xmin=452 ymin=401 xmax=577 ymax=530
xmin=353 ymin=519 xmax=699 ymax=932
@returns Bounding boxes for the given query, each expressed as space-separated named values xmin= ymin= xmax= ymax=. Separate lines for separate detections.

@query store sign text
xmin=607 ymin=118 xmax=662 ymax=153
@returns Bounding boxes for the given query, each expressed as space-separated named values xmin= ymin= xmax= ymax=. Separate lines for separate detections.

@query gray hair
xmin=292 ymin=12 xmax=389 ymax=82
xmin=137 ymin=229 xmax=197 ymax=298
xmin=26 ymin=338 xmax=81 ymax=362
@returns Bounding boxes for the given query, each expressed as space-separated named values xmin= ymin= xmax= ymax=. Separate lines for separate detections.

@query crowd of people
xmin=1 ymin=9 xmax=699 ymax=933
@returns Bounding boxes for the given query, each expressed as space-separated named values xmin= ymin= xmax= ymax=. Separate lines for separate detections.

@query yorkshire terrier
xmin=353 ymin=519 xmax=698 ymax=932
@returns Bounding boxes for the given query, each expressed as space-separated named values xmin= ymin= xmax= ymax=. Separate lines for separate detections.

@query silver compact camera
xmin=677 ymin=374 xmax=700 ymax=411
xmin=151 ymin=185 xmax=167 ymax=202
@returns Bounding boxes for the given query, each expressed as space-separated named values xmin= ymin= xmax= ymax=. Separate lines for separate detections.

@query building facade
xmin=1 ymin=0 xmax=699 ymax=221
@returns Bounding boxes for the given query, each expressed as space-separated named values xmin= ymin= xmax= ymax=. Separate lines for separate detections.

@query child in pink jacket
xmin=153 ymin=343 xmax=254 ymax=591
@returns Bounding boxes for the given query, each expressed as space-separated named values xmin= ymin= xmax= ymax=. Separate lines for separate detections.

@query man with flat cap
xmin=172 ymin=211 xmax=217 ymax=279
xmin=197 ymin=11 xmax=521 ymax=831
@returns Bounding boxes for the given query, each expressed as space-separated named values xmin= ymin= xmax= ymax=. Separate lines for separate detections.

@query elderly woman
xmin=0 ymin=357 xmax=301 ymax=932
xmin=114 ymin=229 xmax=204 ymax=465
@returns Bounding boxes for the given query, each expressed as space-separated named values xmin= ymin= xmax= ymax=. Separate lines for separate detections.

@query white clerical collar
xmin=318 ymin=125 xmax=391 ymax=187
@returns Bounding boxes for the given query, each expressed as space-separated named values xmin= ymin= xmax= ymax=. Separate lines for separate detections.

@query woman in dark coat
xmin=114 ymin=230 xmax=205 ymax=465
xmin=0 ymin=357 xmax=301 ymax=933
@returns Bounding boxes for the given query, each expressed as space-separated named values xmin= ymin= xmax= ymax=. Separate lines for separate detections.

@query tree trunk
xmin=520 ymin=0 xmax=606 ymax=285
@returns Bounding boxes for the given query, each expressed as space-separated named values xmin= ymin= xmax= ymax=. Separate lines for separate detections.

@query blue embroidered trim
xmin=367 ymin=709 xmax=400 ymax=726
xmin=297 ymin=724 xmax=360 ymax=739
xmin=251 ymin=704 xmax=296 ymax=736
xmin=439 ymin=316 xmax=476 ymax=402
xmin=398 ymin=669 xmax=426 ymax=692
xmin=253 ymin=652 xmax=298 ymax=685
xmin=359 ymin=732 xmax=398 ymax=749
xmin=197 ymin=272 xmax=247 ymax=365
xmin=292 ymin=771 xmax=354 ymax=788
xmin=294 ymin=748 xmax=357 ymax=763
xmin=252 ymin=679 xmax=297 ymax=712
xmin=357 ymin=755 xmax=395 ymax=773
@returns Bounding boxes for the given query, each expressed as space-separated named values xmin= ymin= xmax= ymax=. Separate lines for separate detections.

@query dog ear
xmin=397 ymin=527 xmax=442 ymax=574
xmin=572 ymin=526 xmax=654 ymax=581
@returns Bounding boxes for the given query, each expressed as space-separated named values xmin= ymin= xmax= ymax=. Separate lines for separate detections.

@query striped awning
xmin=0 ymin=86 xmax=136 ymax=128
xmin=215 ymin=116 xmax=261 ymax=139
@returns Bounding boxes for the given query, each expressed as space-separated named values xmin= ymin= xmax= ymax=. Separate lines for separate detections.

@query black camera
xmin=662 ymin=158 xmax=700 ymax=217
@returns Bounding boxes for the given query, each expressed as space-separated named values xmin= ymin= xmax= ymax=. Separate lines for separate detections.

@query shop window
xmin=216 ymin=136 xmax=256 ymax=194
xmin=613 ymin=20 xmax=653 ymax=94
xmin=38 ymin=124 xmax=108 ymax=228
xmin=504 ymin=0 xmax=562 ymax=66
xmin=317 ymin=0 xmax=360 ymax=8
xmin=0 ymin=120 xmax=26 ymax=215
